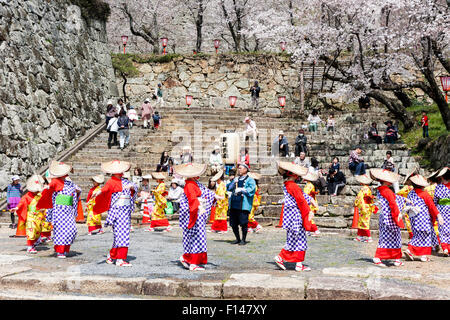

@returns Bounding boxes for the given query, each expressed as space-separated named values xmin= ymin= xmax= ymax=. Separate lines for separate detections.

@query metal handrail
xmin=0 ymin=122 xmax=106 ymax=214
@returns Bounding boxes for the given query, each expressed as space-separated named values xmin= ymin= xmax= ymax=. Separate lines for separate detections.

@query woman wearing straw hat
xmin=210 ymin=170 xmax=228 ymax=234
xmin=274 ymin=161 xmax=314 ymax=272
xmin=175 ymin=163 xmax=215 ymax=271
xmin=403 ymin=171 xmax=444 ymax=262
xmin=92 ymin=160 xmax=137 ymax=267
xmin=247 ymin=172 xmax=263 ymax=233
xmin=40 ymin=171 xmax=54 ymax=243
xmin=12 ymin=175 xmax=44 ymax=253
xmin=86 ymin=174 xmax=105 ymax=235
xmin=397 ymin=183 xmax=415 ymax=239
xmin=36 ymin=161 xmax=81 ymax=259
xmin=352 ymin=174 xmax=378 ymax=243
xmin=302 ymin=172 xmax=321 ymax=237
xmin=432 ymin=167 xmax=450 ymax=256
xmin=369 ymin=168 xmax=407 ymax=267
xmin=147 ymin=172 xmax=172 ymax=232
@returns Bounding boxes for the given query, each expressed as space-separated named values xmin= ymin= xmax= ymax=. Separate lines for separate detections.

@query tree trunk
xmin=367 ymin=90 xmax=415 ymax=131
xmin=122 ymin=74 xmax=128 ymax=103
xmin=195 ymin=0 xmax=204 ymax=53
xmin=421 ymin=69 xmax=450 ymax=130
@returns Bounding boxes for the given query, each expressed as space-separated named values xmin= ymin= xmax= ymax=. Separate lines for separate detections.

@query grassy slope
xmin=400 ymin=100 xmax=448 ymax=167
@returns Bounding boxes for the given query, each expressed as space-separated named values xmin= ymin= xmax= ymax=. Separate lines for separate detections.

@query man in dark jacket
xmin=327 ymin=168 xmax=346 ymax=196
xmin=250 ymin=81 xmax=260 ymax=108
xmin=295 ymin=129 xmax=308 ymax=156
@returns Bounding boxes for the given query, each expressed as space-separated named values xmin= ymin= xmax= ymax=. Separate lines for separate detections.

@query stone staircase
xmin=61 ymin=104 xmax=420 ymax=230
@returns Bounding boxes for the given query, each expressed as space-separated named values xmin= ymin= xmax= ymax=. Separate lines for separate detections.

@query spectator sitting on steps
xmin=209 ymin=145 xmax=223 ymax=174
xmin=327 ymin=168 xmax=346 ymax=196
xmin=237 ymin=148 xmax=250 ymax=169
xmin=272 ymin=130 xmax=289 ymax=157
xmin=179 ymin=146 xmax=193 ymax=164
xmin=294 ymin=152 xmax=310 ymax=168
xmin=348 ymin=146 xmax=366 ymax=176
xmin=295 ymin=129 xmax=307 ymax=156
xmin=307 ymin=109 xmax=322 ymax=133
xmin=384 ymin=120 xmax=398 ymax=144
xmin=368 ymin=122 xmax=382 ymax=144
xmin=157 ymin=151 xmax=171 ymax=172
xmin=167 ymin=179 xmax=184 ymax=214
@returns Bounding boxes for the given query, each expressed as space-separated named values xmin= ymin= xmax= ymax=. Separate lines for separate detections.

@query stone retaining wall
xmin=0 ymin=0 xmax=117 ymax=189
xmin=119 ymin=54 xmax=303 ymax=110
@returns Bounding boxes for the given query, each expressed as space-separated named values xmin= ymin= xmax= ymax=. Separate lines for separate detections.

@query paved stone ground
xmin=0 ymin=223 xmax=449 ymax=299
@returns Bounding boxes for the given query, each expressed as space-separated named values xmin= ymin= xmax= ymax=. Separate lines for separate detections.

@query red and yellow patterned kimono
xmin=25 ymin=193 xmax=46 ymax=246
xmin=211 ymin=181 xmax=228 ymax=231
xmin=352 ymin=185 xmax=378 ymax=237
xmin=397 ymin=185 xmax=414 ymax=238
xmin=14 ymin=192 xmax=37 ymax=237
xmin=425 ymin=183 xmax=440 ymax=239
xmin=248 ymin=186 xmax=261 ymax=229
xmin=304 ymin=182 xmax=319 ymax=232
xmin=151 ymin=181 xmax=169 ymax=228
xmin=86 ymin=186 xmax=102 ymax=232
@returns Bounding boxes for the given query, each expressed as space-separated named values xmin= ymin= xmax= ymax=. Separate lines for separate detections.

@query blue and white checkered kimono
xmin=407 ymin=189 xmax=435 ymax=248
xmin=179 ymin=181 xmax=215 ymax=255
xmin=105 ymin=178 xmax=137 ymax=248
xmin=282 ymin=185 xmax=307 ymax=252
xmin=434 ymin=184 xmax=450 ymax=245
xmin=52 ymin=180 xmax=79 ymax=246
xmin=376 ymin=190 xmax=406 ymax=250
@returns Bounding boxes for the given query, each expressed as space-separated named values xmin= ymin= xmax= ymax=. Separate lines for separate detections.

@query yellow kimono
xmin=353 ymin=186 xmax=377 ymax=230
xmin=425 ymin=183 xmax=440 ymax=237
xmin=86 ymin=186 xmax=102 ymax=232
xmin=25 ymin=193 xmax=45 ymax=242
xmin=397 ymin=185 xmax=413 ymax=234
xmin=304 ymin=182 xmax=318 ymax=213
xmin=152 ymin=182 xmax=168 ymax=221
xmin=248 ymin=186 xmax=261 ymax=224
xmin=214 ymin=181 xmax=228 ymax=220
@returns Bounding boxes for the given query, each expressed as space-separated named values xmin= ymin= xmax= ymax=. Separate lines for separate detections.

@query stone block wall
xmin=119 ymin=54 xmax=302 ymax=111
xmin=0 ymin=0 xmax=117 ymax=189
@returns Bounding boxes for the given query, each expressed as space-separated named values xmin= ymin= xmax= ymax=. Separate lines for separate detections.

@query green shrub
xmin=69 ymin=0 xmax=111 ymax=22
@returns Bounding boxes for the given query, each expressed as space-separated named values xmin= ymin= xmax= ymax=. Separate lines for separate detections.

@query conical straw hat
xmin=408 ymin=174 xmax=429 ymax=187
xmin=174 ymin=163 xmax=207 ymax=178
xmin=91 ymin=174 xmax=105 ymax=184
xmin=248 ymin=172 xmax=262 ymax=180
xmin=404 ymin=168 xmax=419 ymax=185
xmin=302 ymin=172 xmax=318 ymax=182
xmin=101 ymin=160 xmax=131 ymax=174
xmin=436 ymin=167 xmax=449 ymax=178
xmin=49 ymin=160 xmax=72 ymax=178
xmin=211 ymin=169 xmax=224 ymax=182
xmin=151 ymin=172 xmax=168 ymax=180
xmin=355 ymin=174 xmax=373 ymax=185
xmin=427 ymin=169 xmax=440 ymax=180
xmin=369 ymin=168 xmax=400 ymax=184
xmin=277 ymin=161 xmax=309 ymax=177
xmin=26 ymin=175 xmax=44 ymax=193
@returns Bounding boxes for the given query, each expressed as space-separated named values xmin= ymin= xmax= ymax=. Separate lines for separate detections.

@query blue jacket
xmin=227 ymin=175 xmax=256 ymax=212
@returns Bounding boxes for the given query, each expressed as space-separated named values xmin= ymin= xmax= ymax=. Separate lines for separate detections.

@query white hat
xmin=277 ymin=161 xmax=309 ymax=177
xmin=107 ymin=100 xmax=113 ymax=105
xmin=91 ymin=174 xmax=105 ymax=184
xmin=214 ymin=145 xmax=220 ymax=150
xmin=244 ymin=117 xmax=250 ymax=122
xmin=174 ymin=163 xmax=207 ymax=178
xmin=355 ymin=174 xmax=373 ymax=185
xmin=144 ymin=98 xmax=150 ymax=102
xmin=101 ymin=160 xmax=131 ymax=175
xmin=49 ymin=160 xmax=72 ymax=178
xmin=369 ymin=168 xmax=400 ymax=184
xmin=279 ymin=130 xmax=284 ymax=135
xmin=171 ymin=178 xmax=184 ymax=186
xmin=211 ymin=170 xmax=224 ymax=182
xmin=26 ymin=175 xmax=44 ymax=193
xmin=11 ymin=175 xmax=20 ymax=181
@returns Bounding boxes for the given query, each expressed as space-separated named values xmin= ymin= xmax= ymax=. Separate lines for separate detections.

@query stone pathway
xmin=0 ymin=224 xmax=448 ymax=299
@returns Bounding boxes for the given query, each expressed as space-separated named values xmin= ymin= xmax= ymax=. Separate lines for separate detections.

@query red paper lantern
xmin=121 ymin=35 xmax=128 ymax=54
xmin=186 ymin=95 xmax=193 ymax=108
xmin=214 ymin=39 xmax=220 ymax=54
xmin=278 ymin=96 xmax=286 ymax=108
xmin=160 ymin=37 xmax=168 ymax=55
xmin=280 ymin=41 xmax=286 ymax=52
xmin=229 ymin=96 xmax=237 ymax=108
xmin=440 ymin=75 xmax=450 ymax=102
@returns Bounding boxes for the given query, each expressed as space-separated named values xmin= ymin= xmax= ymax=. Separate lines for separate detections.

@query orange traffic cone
xmin=141 ymin=200 xmax=151 ymax=225
xmin=76 ymin=200 xmax=85 ymax=223
xmin=351 ymin=207 xmax=359 ymax=229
